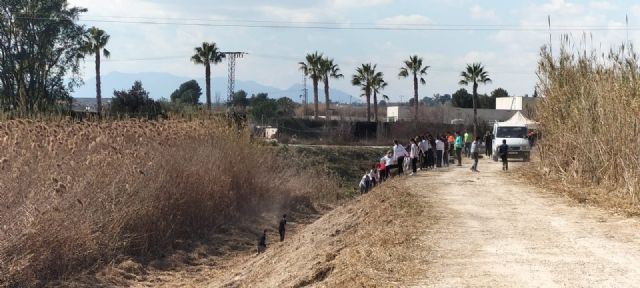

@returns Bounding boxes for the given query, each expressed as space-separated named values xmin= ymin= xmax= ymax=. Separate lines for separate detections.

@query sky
xmin=68 ymin=0 xmax=640 ymax=101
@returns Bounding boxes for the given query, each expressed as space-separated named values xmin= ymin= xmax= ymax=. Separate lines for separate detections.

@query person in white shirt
xmin=419 ymin=136 xmax=429 ymax=170
xmin=393 ymin=140 xmax=408 ymax=175
xmin=359 ymin=175 xmax=368 ymax=194
xmin=383 ymin=151 xmax=394 ymax=178
xmin=369 ymin=166 xmax=379 ymax=187
xmin=409 ymin=138 xmax=419 ymax=175
xmin=435 ymin=137 xmax=445 ymax=168
xmin=470 ymin=136 xmax=480 ymax=172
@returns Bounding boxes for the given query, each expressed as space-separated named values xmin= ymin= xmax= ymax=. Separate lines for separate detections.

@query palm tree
xmin=191 ymin=42 xmax=225 ymax=110
xmin=459 ymin=63 xmax=492 ymax=137
xmin=299 ymin=52 xmax=323 ymax=119
xmin=319 ymin=57 xmax=343 ymax=120
xmin=371 ymin=71 xmax=387 ymax=122
xmin=351 ymin=63 xmax=376 ymax=122
xmin=399 ymin=55 xmax=430 ymax=121
xmin=81 ymin=27 xmax=110 ymax=114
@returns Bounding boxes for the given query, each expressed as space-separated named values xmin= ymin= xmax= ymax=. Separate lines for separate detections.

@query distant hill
xmin=74 ymin=72 xmax=359 ymax=104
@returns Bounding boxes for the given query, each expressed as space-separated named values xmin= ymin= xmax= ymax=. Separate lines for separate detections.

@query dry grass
xmin=0 ymin=118 xmax=339 ymax=287
xmin=205 ymin=179 xmax=430 ymax=287
xmin=535 ymin=37 xmax=640 ymax=209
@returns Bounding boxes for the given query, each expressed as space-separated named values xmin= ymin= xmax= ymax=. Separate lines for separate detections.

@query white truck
xmin=492 ymin=122 xmax=531 ymax=162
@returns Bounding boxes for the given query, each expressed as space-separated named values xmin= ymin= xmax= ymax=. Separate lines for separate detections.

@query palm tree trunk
xmin=413 ymin=73 xmax=419 ymax=121
xmin=324 ymin=78 xmax=330 ymax=120
xmin=366 ymin=87 xmax=371 ymax=122
xmin=205 ymin=63 xmax=211 ymax=110
xmin=313 ymin=79 xmax=319 ymax=119
xmin=373 ymin=90 xmax=378 ymax=122
xmin=472 ymin=82 xmax=478 ymax=137
xmin=95 ymin=49 xmax=102 ymax=114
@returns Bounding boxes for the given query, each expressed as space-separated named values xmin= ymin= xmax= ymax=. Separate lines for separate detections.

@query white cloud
xmin=377 ymin=14 xmax=433 ymax=26
xmin=258 ymin=6 xmax=318 ymax=22
xmin=470 ymin=5 xmax=496 ymax=21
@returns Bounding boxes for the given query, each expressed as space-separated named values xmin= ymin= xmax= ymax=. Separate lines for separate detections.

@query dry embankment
xmin=0 ymin=119 xmax=338 ymax=287
xmin=130 ymin=180 xmax=430 ymax=287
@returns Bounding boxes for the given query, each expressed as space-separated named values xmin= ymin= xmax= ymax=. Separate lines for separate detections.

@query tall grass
xmin=0 ymin=119 xmax=338 ymax=287
xmin=536 ymin=37 xmax=640 ymax=203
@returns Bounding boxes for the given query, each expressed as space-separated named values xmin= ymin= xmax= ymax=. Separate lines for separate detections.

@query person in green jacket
xmin=463 ymin=130 xmax=472 ymax=158
xmin=454 ymin=131 xmax=463 ymax=166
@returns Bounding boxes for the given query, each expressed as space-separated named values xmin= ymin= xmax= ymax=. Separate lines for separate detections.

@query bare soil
xmin=416 ymin=158 xmax=640 ymax=287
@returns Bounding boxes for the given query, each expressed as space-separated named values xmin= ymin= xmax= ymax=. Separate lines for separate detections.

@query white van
xmin=492 ymin=122 xmax=531 ymax=162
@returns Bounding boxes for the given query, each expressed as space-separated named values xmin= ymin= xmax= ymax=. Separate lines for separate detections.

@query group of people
xmin=256 ymin=214 xmax=288 ymax=255
xmin=358 ymin=130 xmax=514 ymax=192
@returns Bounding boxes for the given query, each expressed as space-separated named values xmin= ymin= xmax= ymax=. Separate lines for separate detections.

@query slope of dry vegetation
xmin=0 ymin=118 xmax=339 ymax=287
xmin=535 ymin=39 xmax=640 ymax=210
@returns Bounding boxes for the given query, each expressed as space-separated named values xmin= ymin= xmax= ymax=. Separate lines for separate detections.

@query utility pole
xmin=223 ymin=52 xmax=247 ymax=103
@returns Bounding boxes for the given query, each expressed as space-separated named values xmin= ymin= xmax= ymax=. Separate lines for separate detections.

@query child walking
xmin=470 ymin=136 xmax=480 ymax=172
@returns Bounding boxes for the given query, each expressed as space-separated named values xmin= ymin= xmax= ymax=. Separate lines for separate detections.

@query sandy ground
xmin=414 ymin=157 xmax=640 ymax=287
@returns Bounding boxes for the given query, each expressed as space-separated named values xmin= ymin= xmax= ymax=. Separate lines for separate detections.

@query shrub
xmin=536 ymin=38 xmax=640 ymax=202
xmin=0 ymin=119 xmax=338 ymax=286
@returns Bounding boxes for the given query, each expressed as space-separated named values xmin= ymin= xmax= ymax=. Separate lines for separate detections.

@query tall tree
xmin=0 ymin=0 xmax=86 ymax=112
xmin=191 ymin=42 xmax=225 ymax=110
xmin=399 ymin=55 xmax=430 ymax=121
xmin=81 ymin=27 xmax=110 ymax=114
xmin=459 ymin=63 xmax=492 ymax=137
xmin=299 ymin=52 xmax=323 ymax=119
xmin=170 ymin=80 xmax=202 ymax=105
xmin=351 ymin=63 xmax=376 ymax=122
xmin=371 ymin=71 xmax=386 ymax=122
xmin=319 ymin=57 xmax=343 ymax=119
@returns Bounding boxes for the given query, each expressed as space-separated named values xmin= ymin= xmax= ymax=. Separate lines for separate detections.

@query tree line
xmin=1 ymin=0 xmax=503 ymax=136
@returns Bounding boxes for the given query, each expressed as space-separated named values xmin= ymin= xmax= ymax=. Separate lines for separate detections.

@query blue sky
xmin=68 ymin=0 xmax=640 ymax=101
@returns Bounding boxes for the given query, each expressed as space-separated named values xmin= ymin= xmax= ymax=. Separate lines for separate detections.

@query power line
xmin=13 ymin=16 xmax=640 ymax=32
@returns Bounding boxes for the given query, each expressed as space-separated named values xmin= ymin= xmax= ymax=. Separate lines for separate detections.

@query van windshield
xmin=497 ymin=127 xmax=527 ymax=138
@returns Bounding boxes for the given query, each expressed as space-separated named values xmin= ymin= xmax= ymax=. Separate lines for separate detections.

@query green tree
xmin=228 ymin=90 xmax=249 ymax=108
xmin=80 ymin=27 xmax=110 ymax=114
xmin=459 ymin=63 xmax=492 ymax=136
xmin=110 ymin=81 xmax=161 ymax=116
xmin=276 ymin=97 xmax=297 ymax=117
xmin=319 ymin=57 xmax=343 ymax=119
xmin=452 ymin=88 xmax=473 ymax=108
xmin=491 ymin=88 xmax=509 ymax=98
xmin=0 ymin=0 xmax=86 ymax=112
xmin=191 ymin=42 xmax=224 ymax=110
xmin=170 ymin=80 xmax=202 ymax=105
xmin=351 ymin=64 xmax=376 ymax=122
xmin=299 ymin=52 xmax=323 ymax=119
xmin=399 ymin=55 xmax=430 ymax=121
xmin=371 ymin=71 xmax=386 ymax=122
xmin=249 ymin=93 xmax=278 ymax=123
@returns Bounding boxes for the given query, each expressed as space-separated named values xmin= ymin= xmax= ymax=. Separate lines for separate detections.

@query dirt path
xmin=412 ymin=158 xmax=640 ymax=287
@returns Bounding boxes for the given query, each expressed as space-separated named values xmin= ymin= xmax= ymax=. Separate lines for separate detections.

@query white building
xmin=496 ymin=96 xmax=538 ymax=112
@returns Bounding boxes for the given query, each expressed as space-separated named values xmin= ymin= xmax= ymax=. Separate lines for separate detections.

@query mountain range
xmin=73 ymin=72 xmax=359 ymax=104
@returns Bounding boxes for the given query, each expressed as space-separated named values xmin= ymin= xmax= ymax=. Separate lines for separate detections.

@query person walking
xmin=419 ymin=136 xmax=428 ymax=170
xmin=409 ymin=138 xmax=419 ymax=175
xmin=454 ymin=132 xmax=463 ymax=166
xmin=393 ymin=140 xmax=408 ymax=175
xmin=499 ymin=139 xmax=510 ymax=171
xmin=435 ymin=136 xmax=444 ymax=168
xmin=470 ymin=136 xmax=480 ymax=172
xmin=382 ymin=151 xmax=394 ymax=179
xmin=278 ymin=214 xmax=287 ymax=242
xmin=485 ymin=131 xmax=493 ymax=157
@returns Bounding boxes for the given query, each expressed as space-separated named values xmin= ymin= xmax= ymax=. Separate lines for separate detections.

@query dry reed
xmin=535 ymin=36 xmax=640 ymax=205
xmin=0 ymin=118 xmax=338 ymax=287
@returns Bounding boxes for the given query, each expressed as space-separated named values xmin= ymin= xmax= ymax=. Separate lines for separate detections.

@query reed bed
xmin=0 ymin=118 xmax=338 ymax=287
xmin=536 ymin=37 xmax=640 ymax=205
